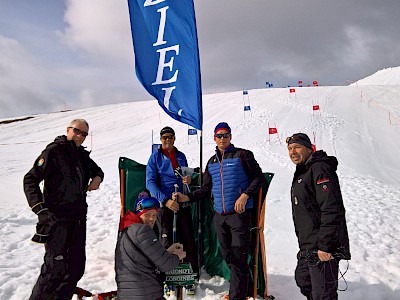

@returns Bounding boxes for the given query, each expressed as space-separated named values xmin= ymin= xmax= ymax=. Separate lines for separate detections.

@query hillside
xmin=1 ymin=70 xmax=400 ymax=299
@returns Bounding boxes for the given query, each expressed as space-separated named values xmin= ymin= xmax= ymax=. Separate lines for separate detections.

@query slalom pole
xmin=173 ymin=183 xmax=183 ymax=300
xmin=173 ymin=184 xmax=179 ymax=244
xmin=252 ymin=188 xmax=263 ymax=298
xmin=119 ymin=168 xmax=126 ymax=218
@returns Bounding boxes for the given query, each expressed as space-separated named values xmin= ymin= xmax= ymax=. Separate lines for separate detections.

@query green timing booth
xmin=119 ymin=157 xmax=274 ymax=299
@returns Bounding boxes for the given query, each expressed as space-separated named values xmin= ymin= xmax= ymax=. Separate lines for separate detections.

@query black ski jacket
xmin=291 ymin=150 xmax=350 ymax=259
xmin=23 ymin=135 xmax=104 ymax=220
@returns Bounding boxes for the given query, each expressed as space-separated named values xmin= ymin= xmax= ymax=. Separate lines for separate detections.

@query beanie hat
xmin=160 ymin=126 xmax=175 ymax=136
xmin=286 ymin=133 xmax=313 ymax=150
xmin=214 ymin=122 xmax=231 ymax=134
xmin=133 ymin=193 xmax=160 ymax=216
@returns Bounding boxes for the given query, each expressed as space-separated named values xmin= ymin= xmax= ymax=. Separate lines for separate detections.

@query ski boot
xmin=164 ymin=283 xmax=175 ymax=296
xmin=185 ymin=284 xmax=196 ymax=295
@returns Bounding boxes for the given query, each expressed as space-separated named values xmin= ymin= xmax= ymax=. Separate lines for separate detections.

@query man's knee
xmin=43 ymin=256 xmax=68 ymax=292
xmin=295 ymin=260 xmax=312 ymax=298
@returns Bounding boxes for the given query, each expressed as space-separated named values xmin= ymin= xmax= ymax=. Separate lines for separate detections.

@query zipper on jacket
xmin=219 ymin=151 xmax=226 ymax=213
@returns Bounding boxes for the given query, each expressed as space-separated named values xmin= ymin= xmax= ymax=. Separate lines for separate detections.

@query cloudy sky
xmin=1 ymin=0 xmax=400 ymax=119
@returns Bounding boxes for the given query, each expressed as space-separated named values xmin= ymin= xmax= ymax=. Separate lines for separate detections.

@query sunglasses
xmin=215 ymin=133 xmax=231 ymax=139
xmin=135 ymin=197 xmax=160 ymax=211
xmin=286 ymin=136 xmax=294 ymax=144
xmin=69 ymin=127 xmax=88 ymax=137
xmin=161 ymin=135 xmax=175 ymax=140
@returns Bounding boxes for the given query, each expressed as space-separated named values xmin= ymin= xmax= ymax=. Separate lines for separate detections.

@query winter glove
xmin=32 ymin=210 xmax=58 ymax=244
xmin=37 ymin=210 xmax=57 ymax=225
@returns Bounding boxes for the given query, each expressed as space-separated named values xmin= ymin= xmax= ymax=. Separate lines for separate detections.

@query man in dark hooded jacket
xmin=23 ymin=119 xmax=104 ymax=300
xmin=287 ymin=133 xmax=350 ymax=300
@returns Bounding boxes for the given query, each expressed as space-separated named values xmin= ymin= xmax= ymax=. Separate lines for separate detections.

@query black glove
xmin=32 ymin=210 xmax=58 ymax=244
xmin=37 ymin=210 xmax=57 ymax=225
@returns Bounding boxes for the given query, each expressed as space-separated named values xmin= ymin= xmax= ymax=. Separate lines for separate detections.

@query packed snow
xmin=1 ymin=68 xmax=400 ymax=300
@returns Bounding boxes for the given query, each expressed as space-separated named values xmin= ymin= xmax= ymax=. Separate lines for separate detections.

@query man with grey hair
xmin=24 ymin=119 xmax=104 ymax=300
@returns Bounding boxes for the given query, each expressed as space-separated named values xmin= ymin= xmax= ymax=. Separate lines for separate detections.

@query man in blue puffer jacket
xmin=146 ymin=126 xmax=198 ymax=294
xmin=174 ymin=122 xmax=264 ymax=300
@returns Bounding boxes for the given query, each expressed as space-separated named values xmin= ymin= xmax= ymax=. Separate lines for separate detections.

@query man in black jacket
xmin=24 ymin=119 xmax=104 ymax=300
xmin=287 ymin=133 xmax=350 ymax=300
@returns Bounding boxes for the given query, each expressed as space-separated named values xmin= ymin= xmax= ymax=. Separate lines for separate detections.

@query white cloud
xmin=343 ymin=26 xmax=374 ymax=65
xmin=60 ymin=0 xmax=134 ymax=66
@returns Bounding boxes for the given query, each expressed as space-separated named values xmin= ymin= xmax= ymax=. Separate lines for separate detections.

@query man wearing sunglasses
xmin=146 ymin=126 xmax=198 ymax=295
xmin=174 ymin=122 xmax=264 ymax=300
xmin=24 ymin=119 xmax=104 ymax=300
xmin=286 ymin=133 xmax=350 ymax=300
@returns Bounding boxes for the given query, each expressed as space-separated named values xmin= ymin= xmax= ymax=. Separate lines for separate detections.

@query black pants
xmin=157 ymin=206 xmax=199 ymax=276
xmin=295 ymin=256 xmax=339 ymax=300
xmin=30 ymin=220 xmax=86 ymax=300
xmin=214 ymin=210 xmax=252 ymax=300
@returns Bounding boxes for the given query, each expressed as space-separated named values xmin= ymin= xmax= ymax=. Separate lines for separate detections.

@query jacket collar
xmin=119 ymin=210 xmax=142 ymax=231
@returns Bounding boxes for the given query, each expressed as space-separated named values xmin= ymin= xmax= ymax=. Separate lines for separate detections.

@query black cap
xmin=287 ymin=133 xmax=313 ymax=150
xmin=160 ymin=126 xmax=175 ymax=136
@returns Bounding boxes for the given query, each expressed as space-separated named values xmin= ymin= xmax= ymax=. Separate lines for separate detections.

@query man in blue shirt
xmin=146 ymin=126 xmax=198 ymax=295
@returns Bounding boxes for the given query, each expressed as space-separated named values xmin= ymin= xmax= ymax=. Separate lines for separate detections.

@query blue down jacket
xmin=189 ymin=144 xmax=264 ymax=214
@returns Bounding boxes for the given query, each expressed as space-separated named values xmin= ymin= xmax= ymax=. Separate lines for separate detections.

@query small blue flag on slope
xmin=127 ymin=0 xmax=203 ymax=130
xmin=188 ymin=128 xmax=197 ymax=135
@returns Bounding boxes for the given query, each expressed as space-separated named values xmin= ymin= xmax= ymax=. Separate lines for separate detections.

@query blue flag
xmin=128 ymin=0 xmax=203 ymax=130
xmin=188 ymin=128 xmax=197 ymax=135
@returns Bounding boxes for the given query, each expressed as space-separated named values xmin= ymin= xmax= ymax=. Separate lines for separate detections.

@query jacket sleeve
xmin=23 ymin=145 xmax=56 ymax=214
xmin=312 ymin=163 xmax=344 ymax=253
xmin=241 ymin=150 xmax=265 ymax=198
xmin=146 ymin=153 xmax=167 ymax=203
xmin=88 ymin=157 xmax=104 ymax=181
xmin=133 ymin=225 xmax=180 ymax=273
xmin=180 ymin=152 xmax=189 ymax=168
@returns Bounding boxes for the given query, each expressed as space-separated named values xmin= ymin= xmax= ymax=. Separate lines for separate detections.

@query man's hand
xmin=317 ymin=250 xmax=333 ymax=261
xmin=165 ymin=199 xmax=179 ymax=212
xmin=87 ymin=176 xmax=102 ymax=191
xmin=38 ymin=210 xmax=57 ymax=225
xmin=173 ymin=192 xmax=189 ymax=203
xmin=234 ymin=193 xmax=249 ymax=214
xmin=167 ymin=243 xmax=186 ymax=260
xmin=182 ymin=175 xmax=191 ymax=185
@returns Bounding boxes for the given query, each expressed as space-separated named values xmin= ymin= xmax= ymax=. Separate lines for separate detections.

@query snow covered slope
xmin=1 ymin=69 xmax=400 ymax=299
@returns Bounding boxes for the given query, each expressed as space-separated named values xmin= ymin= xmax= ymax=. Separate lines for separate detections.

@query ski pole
xmin=173 ymin=184 xmax=179 ymax=244
xmin=174 ymin=168 xmax=191 ymax=193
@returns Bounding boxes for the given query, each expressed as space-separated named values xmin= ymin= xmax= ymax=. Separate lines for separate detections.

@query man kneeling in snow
xmin=115 ymin=193 xmax=186 ymax=300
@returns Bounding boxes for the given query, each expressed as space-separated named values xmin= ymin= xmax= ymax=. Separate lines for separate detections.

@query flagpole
xmin=198 ymin=129 xmax=203 ymax=278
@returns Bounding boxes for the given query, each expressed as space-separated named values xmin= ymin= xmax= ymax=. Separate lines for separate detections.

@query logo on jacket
xmin=297 ymin=179 xmax=302 ymax=183
xmin=317 ymin=178 xmax=330 ymax=191
xmin=37 ymin=158 xmax=45 ymax=167
xmin=317 ymin=178 xmax=330 ymax=184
